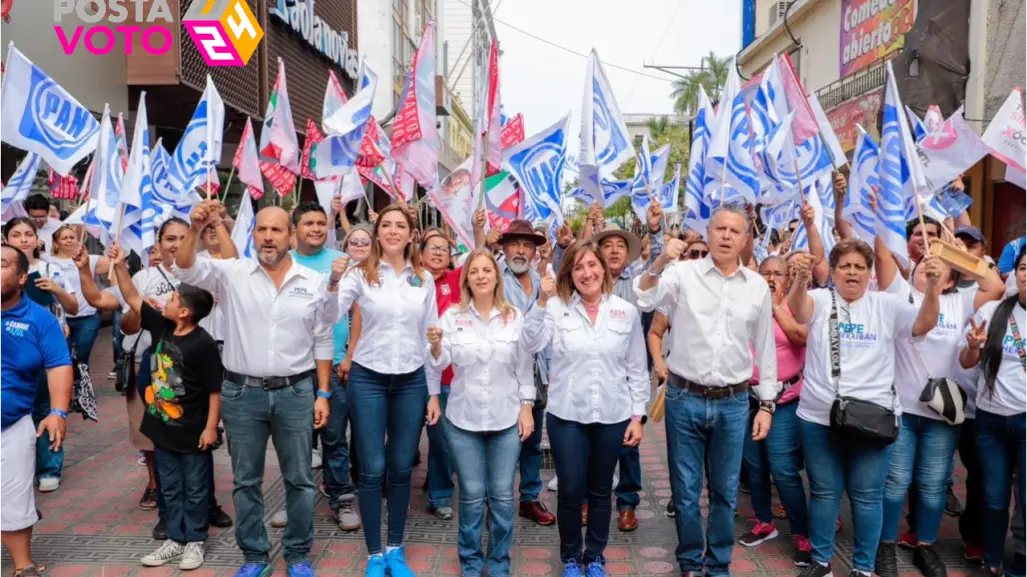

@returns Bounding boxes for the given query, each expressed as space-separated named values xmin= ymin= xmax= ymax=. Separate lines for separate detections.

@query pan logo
xmin=183 ymin=0 xmax=263 ymax=67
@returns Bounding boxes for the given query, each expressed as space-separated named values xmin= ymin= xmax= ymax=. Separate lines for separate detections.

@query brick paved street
xmin=3 ymin=327 xmax=987 ymax=577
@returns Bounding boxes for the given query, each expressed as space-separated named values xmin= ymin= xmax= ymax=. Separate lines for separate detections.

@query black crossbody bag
xmin=828 ymin=290 xmax=899 ymax=446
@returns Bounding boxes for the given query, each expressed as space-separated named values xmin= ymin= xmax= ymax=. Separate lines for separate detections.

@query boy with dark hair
xmin=109 ymin=242 xmax=223 ymax=571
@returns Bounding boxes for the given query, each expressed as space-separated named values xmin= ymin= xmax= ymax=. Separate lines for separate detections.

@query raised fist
xmin=427 ymin=326 xmax=444 ymax=346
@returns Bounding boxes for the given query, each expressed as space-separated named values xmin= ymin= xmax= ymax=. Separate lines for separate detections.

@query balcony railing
xmin=816 ymin=57 xmax=891 ymax=110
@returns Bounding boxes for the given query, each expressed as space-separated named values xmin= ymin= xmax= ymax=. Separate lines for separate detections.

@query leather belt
xmin=668 ymin=373 xmax=748 ymax=400
xmin=224 ymin=370 xmax=314 ymax=390
xmin=780 ymin=371 xmax=802 ymax=389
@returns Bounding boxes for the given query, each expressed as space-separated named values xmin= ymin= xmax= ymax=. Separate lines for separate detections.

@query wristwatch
xmin=758 ymin=400 xmax=776 ymax=415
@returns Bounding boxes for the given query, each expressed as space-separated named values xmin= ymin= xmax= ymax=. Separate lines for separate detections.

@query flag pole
xmin=219 ymin=166 xmax=236 ymax=203
xmin=911 ymin=189 xmax=932 ymax=257
xmin=381 ymin=166 xmax=404 ymax=203
xmin=107 ymin=202 xmax=127 ymax=279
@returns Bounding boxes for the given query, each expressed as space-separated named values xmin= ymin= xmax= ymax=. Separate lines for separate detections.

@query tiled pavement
xmin=2 ymin=327 xmax=991 ymax=577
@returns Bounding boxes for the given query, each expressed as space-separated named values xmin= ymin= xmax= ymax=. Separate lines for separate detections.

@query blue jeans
xmin=221 ymin=374 xmax=316 ymax=565
xmin=321 ymin=369 xmax=356 ymax=511
xmin=153 ymin=447 xmax=212 ymax=543
xmin=445 ymin=420 xmax=521 ymax=577
xmin=155 ymin=450 xmax=218 ymax=522
xmin=518 ymin=404 xmax=544 ymax=503
xmin=800 ymin=419 xmax=893 ymax=573
xmin=881 ymin=414 xmax=957 ymax=544
xmin=547 ymin=414 xmax=627 ymax=565
xmin=33 ymin=372 xmax=64 ymax=482
xmin=347 ymin=362 xmax=428 ymax=555
xmin=426 ymin=385 xmax=455 ymax=508
xmin=615 ymin=445 xmax=642 ymax=511
xmin=742 ymin=400 xmax=809 ymax=537
xmin=664 ymin=384 xmax=748 ymax=577
xmin=66 ymin=313 xmax=101 ymax=365
xmin=975 ymin=409 xmax=1027 ymax=570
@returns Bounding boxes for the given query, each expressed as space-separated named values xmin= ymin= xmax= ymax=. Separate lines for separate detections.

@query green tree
xmin=670 ymin=51 xmax=732 ymax=115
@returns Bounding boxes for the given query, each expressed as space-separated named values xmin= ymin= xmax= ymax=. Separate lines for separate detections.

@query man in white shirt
xmin=24 ymin=195 xmax=62 ymax=255
xmin=175 ymin=201 xmax=341 ymax=577
xmin=635 ymin=205 xmax=778 ymax=577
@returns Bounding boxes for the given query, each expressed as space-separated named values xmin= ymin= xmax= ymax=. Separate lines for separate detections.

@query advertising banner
xmin=840 ymin=0 xmax=916 ymax=77
xmin=825 ymin=89 xmax=883 ymax=152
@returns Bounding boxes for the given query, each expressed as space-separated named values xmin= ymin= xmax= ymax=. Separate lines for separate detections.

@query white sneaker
xmin=548 ymin=475 xmax=558 ymax=492
xmin=37 ymin=478 xmax=60 ymax=492
xmin=179 ymin=542 xmax=205 ymax=570
xmin=107 ymin=371 xmax=116 ymax=380
xmin=270 ymin=510 xmax=288 ymax=527
xmin=141 ymin=540 xmax=184 ymax=566
xmin=311 ymin=447 xmax=322 ymax=469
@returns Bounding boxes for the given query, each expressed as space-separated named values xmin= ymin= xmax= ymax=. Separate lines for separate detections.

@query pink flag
xmin=115 ymin=113 xmax=130 ymax=171
xmin=472 ymin=39 xmax=503 ymax=188
xmin=234 ymin=118 xmax=266 ymax=200
xmin=301 ymin=118 xmax=324 ymax=181
xmin=778 ymin=54 xmax=819 ymax=144
xmin=391 ymin=21 xmax=438 ymax=189
xmin=259 ymin=58 xmax=301 ymax=174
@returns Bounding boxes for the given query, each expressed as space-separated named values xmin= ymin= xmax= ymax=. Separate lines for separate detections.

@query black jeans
xmin=154 ymin=447 xmax=212 ymax=543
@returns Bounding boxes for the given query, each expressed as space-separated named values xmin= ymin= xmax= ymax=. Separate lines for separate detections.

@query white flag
xmin=982 ymin=88 xmax=1026 ymax=174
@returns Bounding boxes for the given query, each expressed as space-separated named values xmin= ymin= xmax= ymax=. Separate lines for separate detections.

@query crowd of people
xmin=1 ymin=174 xmax=1024 ymax=577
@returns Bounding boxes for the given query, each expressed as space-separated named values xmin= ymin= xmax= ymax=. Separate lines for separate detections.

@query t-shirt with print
xmin=26 ymin=260 xmax=75 ymax=326
xmin=290 ymin=248 xmax=350 ymax=365
xmin=1 ymin=297 xmax=72 ymax=430
xmin=49 ymin=255 xmax=100 ymax=318
xmin=885 ymin=275 xmax=976 ymax=420
xmin=124 ymin=266 xmax=180 ymax=362
xmin=797 ymin=288 xmax=919 ymax=426
xmin=970 ymin=299 xmax=1027 ymax=417
xmin=138 ymin=303 xmax=224 ymax=453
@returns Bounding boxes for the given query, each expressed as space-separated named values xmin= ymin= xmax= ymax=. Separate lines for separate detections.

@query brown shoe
xmin=618 ymin=508 xmax=638 ymax=531
xmin=518 ymin=501 xmax=556 ymax=526
xmin=581 ymin=503 xmax=588 ymax=524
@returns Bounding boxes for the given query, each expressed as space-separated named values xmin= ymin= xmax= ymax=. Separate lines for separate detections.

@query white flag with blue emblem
xmin=170 ymin=75 xmax=225 ymax=196
xmin=807 ymin=93 xmax=847 ymax=169
xmin=579 ymin=49 xmax=634 ymax=205
xmin=117 ymin=93 xmax=152 ymax=234
xmin=791 ymin=182 xmax=834 ymax=255
xmin=684 ymin=87 xmax=714 ymax=231
xmin=660 ymin=163 xmax=681 ymax=213
xmin=844 ymin=125 xmax=880 ymax=244
xmin=876 ymin=61 xmax=923 ymax=267
xmin=703 ymin=62 xmax=759 ymax=206
xmin=1 ymin=44 xmax=99 ymax=175
xmin=231 ymin=196 xmax=257 ymax=259
xmin=315 ymin=83 xmax=374 ymax=179
xmin=1 ymin=152 xmax=40 ymax=214
xmin=504 ymin=114 xmax=570 ymax=223
xmin=88 ymin=105 xmax=124 ymax=231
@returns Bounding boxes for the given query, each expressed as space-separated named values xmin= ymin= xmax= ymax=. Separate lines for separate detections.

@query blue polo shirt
xmin=290 ymin=248 xmax=350 ymax=365
xmin=2 ymin=296 xmax=71 ymax=430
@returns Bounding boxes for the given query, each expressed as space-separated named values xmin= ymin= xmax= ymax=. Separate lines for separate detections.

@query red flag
xmin=261 ymin=162 xmax=297 ymax=197
xmin=391 ymin=21 xmax=437 ymax=188
xmin=356 ymin=117 xmax=387 ymax=168
xmin=48 ymin=168 xmax=80 ymax=200
xmin=501 ymin=113 xmax=525 ymax=149
xmin=471 ymin=39 xmax=503 ymax=187
xmin=300 ymin=118 xmax=325 ymax=180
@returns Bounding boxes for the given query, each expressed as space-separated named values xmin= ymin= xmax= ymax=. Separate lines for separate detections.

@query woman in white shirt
xmin=522 ymin=240 xmax=649 ymax=577
xmin=873 ymin=235 xmax=1004 ymax=577
xmin=959 ymin=246 xmax=1026 ymax=576
xmin=334 ymin=203 xmax=442 ymax=577
xmin=49 ymin=225 xmax=109 ymax=366
xmin=787 ymin=239 xmax=942 ymax=577
xmin=426 ymin=249 xmax=534 ymax=577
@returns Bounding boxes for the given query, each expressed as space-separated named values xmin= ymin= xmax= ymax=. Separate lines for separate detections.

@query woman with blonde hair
xmin=426 ymin=248 xmax=534 ymax=577
xmin=334 ymin=203 xmax=442 ymax=577
xmin=522 ymin=240 xmax=649 ymax=577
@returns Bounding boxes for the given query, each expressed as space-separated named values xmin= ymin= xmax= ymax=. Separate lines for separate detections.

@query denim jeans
xmin=112 ymin=308 xmax=123 ymax=361
xmin=547 ymin=414 xmax=627 ymax=565
xmin=518 ymin=404 xmax=545 ymax=503
xmin=975 ymin=409 xmax=1026 ymax=570
xmin=742 ymin=400 xmax=809 ymax=537
xmin=320 ymin=369 xmax=356 ymax=511
xmin=427 ymin=386 xmax=455 ymax=508
xmin=221 ymin=374 xmax=316 ymax=565
xmin=615 ymin=445 xmax=642 ymax=511
xmin=664 ymin=384 xmax=748 ymax=577
xmin=881 ymin=414 xmax=957 ymax=544
xmin=347 ymin=362 xmax=428 ymax=555
xmin=67 ymin=313 xmax=101 ymax=365
xmin=153 ymin=447 xmax=212 ymax=543
xmin=445 ymin=420 xmax=521 ymax=577
xmin=800 ymin=418 xmax=893 ymax=573
xmin=155 ymin=449 xmax=218 ymax=522
xmin=33 ymin=372 xmax=63 ymax=482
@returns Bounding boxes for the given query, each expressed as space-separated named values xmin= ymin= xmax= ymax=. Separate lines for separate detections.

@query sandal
xmin=14 ymin=563 xmax=46 ymax=577
xmin=139 ymin=487 xmax=158 ymax=510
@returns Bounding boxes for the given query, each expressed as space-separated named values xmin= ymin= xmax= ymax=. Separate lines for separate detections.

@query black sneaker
xmin=944 ymin=487 xmax=963 ymax=517
xmin=912 ymin=545 xmax=947 ymax=577
xmin=798 ymin=562 xmax=832 ymax=577
xmin=738 ymin=519 xmax=778 ymax=547
xmin=151 ymin=518 xmax=167 ymax=540
xmin=665 ymin=501 xmax=676 ymax=518
xmin=208 ymin=504 xmax=233 ymax=528
xmin=875 ymin=542 xmax=899 ymax=577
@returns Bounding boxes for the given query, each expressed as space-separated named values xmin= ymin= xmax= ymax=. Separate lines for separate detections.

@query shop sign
xmin=840 ymin=0 xmax=915 ymax=77
xmin=270 ymin=0 xmax=359 ymax=79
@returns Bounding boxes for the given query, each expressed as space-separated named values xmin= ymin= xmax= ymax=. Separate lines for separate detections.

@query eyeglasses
xmin=348 ymin=238 xmax=371 ymax=248
xmin=761 ymin=270 xmax=787 ymax=279
xmin=687 ymin=249 xmax=709 ymax=259
xmin=423 ymin=245 xmax=449 ymax=254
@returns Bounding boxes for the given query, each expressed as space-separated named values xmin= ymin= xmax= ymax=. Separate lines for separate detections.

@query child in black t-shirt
xmin=110 ymin=243 xmax=223 ymax=571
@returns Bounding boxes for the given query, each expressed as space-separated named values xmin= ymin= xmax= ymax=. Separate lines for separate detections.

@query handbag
xmin=533 ymin=360 xmax=548 ymax=411
xmin=114 ymin=333 xmax=141 ymax=395
xmin=906 ymin=292 xmax=966 ymax=426
xmin=827 ymin=290 xmax=899 ymax=446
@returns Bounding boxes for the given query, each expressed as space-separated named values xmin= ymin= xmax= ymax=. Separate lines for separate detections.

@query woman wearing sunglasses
xmin=684 ymin=241 xmax=709 ymax=261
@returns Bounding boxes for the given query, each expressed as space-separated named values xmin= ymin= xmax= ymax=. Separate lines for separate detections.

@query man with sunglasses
xmin=283 ymin=201 xmax=361 ymax=533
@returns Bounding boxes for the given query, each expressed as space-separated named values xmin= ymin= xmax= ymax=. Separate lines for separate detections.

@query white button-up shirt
xmin=634 ymin=255 xmax=779 ymax=401
xmin=174 ymin=256 xmax=337 ymax=377
xmin=522 ymin=294 xmax=650 ymax=424
xmin=428 ymin=306 xmax=534 ymax=432
xmin=335 ymin=262 xmax=442 ymax=393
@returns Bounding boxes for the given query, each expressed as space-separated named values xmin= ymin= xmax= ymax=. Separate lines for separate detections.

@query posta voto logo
xmin=183 ymin=0 xmax=263 ymax=67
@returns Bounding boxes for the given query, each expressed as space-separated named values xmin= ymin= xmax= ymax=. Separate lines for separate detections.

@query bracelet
xmin=316 ymin=390 xmax=332 ymax=400
xmin=49 ymin=408 xmax=68 ymax=419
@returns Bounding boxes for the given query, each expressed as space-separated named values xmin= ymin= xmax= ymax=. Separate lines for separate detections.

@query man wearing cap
xmin=954 ymin=226 xmax=996 ymax=292
xmin=591 ymin=201 xmax=665 ymax=533
xmin=498 ymin=220 xmax=557 ymax=527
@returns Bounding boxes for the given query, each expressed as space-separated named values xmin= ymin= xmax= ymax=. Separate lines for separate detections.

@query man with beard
xmin=590 ymin=200 xmax=665 ymax=533
xmin=175 ymin=200 xmax=341 ymax=577
xmin=1 ymin=244 xmax=73 ymax=577
xmin=498 ymin=219 xmax=557 ymax=527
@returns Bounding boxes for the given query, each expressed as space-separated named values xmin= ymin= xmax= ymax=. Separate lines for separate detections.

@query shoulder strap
xmin=906 ymin=291 xmax=935 ymax=379
xmin=828 ymin=290 xmax=842 ymax=395
xmin=1008 ymin=311 xmax=1027 ymax=372
xmin=155 ymin=265 xmax=173 ymax=286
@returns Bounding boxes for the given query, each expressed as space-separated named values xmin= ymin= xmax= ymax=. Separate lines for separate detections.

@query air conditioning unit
xmin=768 ymin=1 xmax=789 ymax=26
